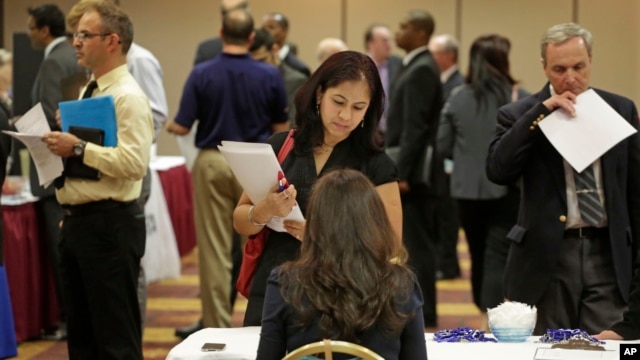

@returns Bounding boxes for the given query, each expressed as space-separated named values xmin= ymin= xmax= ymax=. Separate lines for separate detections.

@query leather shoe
xmin=435 ymin=269 xmax=460 ymax=281
xmin=175 ymin=319 xmax=203 ymax=339
xmin=41 ymin=322 xmax=67 ymax=341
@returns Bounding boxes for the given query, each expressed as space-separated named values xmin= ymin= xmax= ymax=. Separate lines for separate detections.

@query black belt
xmin=62 ymin=199 xmax=133 ymax=216
xmin=564 ymin=227 xmax=608 ymax=239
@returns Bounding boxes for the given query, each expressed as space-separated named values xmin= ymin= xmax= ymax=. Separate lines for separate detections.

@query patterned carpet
xmin=12 ymin=234 xmax=480 ymax=359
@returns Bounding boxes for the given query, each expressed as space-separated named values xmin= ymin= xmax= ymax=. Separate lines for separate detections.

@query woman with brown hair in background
xmin=257 ymin=169 xmax=426 ymax=359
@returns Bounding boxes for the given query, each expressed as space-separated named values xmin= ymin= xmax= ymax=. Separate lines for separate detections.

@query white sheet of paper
xmin=534 ymin=347 xmax=617 ymax=360
xmin=538 ymin=89 xmax=637 ymax=173
xmin=2 ymin=131 xmax=62 ymax=187
xmin=3 ymin=103 xmax=63 ymax=187
xmin=13 ymin=103 xmax=53 ymax=136
xmin=218 ymin=141 xmax=304 ymax=232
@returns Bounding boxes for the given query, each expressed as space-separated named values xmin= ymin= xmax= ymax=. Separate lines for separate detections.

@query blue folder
xmin=59 ymin=95 xmax=118 ymax=147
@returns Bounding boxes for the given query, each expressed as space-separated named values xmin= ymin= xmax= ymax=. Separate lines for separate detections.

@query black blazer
xmin=30 ymin=40 xmax=85 ymax=129
xmin=442 ymin=69 xmax=464 ymax=101
xmin=486 ymin=84 xmax=640 ymax=305
xmin=612 ymin=255 xmax=640 ymax=339
xmin=29 ymin=40 xmax=85 ymax=197
xmin=282 ymin=51 xmax=310 ymax=77
xmin=387 ymin=54 xmax=403 ymax=97
xmin=386 ymin=49 xmax=443 ymax=185
xmin=432 ymin=68 xmax=465 ymax=195
xmin=193 ymin=37 xmax=223 ymax=65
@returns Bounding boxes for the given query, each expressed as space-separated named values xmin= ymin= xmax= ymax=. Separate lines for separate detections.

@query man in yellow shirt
xmin=43 ymin=2 xmax=152 ymax=358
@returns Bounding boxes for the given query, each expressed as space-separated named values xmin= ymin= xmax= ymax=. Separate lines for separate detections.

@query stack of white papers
xmin=218 ymin=141 xmax=304 ymax=232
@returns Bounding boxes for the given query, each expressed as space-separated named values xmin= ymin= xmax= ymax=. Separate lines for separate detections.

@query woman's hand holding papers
xmin=263 ymin=180 xmax=298 ymax=218
xmin=257 ymin=179 xmax=306 ymax=241
xmin=249 ymin=179 xmax=298 ymax=227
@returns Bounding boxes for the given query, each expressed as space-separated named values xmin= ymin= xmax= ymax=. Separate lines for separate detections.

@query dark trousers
xmin=434 ymin=195 xmax=460 ymax=278
xmin=231 ymin=232 xmax=242 ymax=307
xmin=61 ymin=202 xmax=145 ymax=360
xmin=401 ymin=185 xmax=437 ymax=326
xmin=135 ymin=169 xmax=151 ymax=329
xmin=457 ymin=191 xmax=518 ymax=310
xmin=533 ymin=231 xmax=626 ymax=335
xmin=37 ymin=196 xmax=65 ymax=324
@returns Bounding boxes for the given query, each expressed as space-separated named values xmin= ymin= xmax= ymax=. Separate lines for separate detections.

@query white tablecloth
xmin=0 ymin=157 xmax=184 ymax=284
xmin=167 ymin=327 xmax=261 ymax=360
xmin=142 ymin=156 xmax=187 ymax=283
xmin=166 ymin=327 xmax=634 ymax=360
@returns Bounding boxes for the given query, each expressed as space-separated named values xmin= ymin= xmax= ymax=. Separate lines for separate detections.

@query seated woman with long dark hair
xmin=256 ymin=169 xmax=426 ymax=360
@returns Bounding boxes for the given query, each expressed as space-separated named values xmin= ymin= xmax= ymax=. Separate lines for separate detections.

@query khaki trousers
xmin=193 ymin=150 xmax=242 ymax=327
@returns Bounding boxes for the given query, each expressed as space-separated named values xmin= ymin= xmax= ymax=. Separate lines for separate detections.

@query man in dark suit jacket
xmin=430 ymin=34 xmax=464 ymax=101
xmin=487 ymin=23 xmax=640 ymax=335
xmin=194 ymin=37 xmax=222 ymax=66
xmin=386 ymin=10 xmax=442 ymax=327
xmin=26 ymin=4 xmax=86 ymax=340
xmin=429 ymin=33 xmax=464 ymax=280
xmin=193 ymin=0 xmax=247 ymax=65
xmin=364 ymin=24 xmax=402 ymax=137
xmin=250 ymin=28 xmax=307 ymax=127
xmin=262 ymin=12 xmax=311 ymax=76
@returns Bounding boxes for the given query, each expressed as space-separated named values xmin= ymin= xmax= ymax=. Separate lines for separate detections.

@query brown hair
xmin=67 ymin=0 xmax=133 ymax=54
xmin=466 ymin=34 xmax=517 ymax=107
xmin=293 ymin=50 xmax=384 ymax=155
xmin=278 ymin=169 xmax=413 ymax=342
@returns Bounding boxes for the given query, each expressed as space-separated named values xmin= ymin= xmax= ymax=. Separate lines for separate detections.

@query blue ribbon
xmin=538 ymin=328 xmax=604 ymax=344
xmin=433 ymin=327 xmax=498 ymax=343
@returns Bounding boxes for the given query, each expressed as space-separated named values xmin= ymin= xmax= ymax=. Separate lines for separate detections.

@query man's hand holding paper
xmin=41 ymin=131 xmax=80 ymax=158
xmin=538 ymin=88 xmax=637 ymax=172
xmin=542 ymin=90 xmax=577 ymax=117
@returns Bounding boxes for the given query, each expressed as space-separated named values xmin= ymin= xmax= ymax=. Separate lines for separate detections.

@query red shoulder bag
xmin=236 ymin=129 xmax=295 ymax=298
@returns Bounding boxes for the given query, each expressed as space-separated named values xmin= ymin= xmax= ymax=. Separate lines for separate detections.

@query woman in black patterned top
xmin=233 ymin=51 xmax=403 ymax=326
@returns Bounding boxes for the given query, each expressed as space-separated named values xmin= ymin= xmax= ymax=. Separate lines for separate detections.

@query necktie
xmin=82 ymin=80 xmax=98 ymax=99
xmin=54 ymin=80 xmax=99 ymax=189
xmin=574 ymin=165 xmax=605 ymax=227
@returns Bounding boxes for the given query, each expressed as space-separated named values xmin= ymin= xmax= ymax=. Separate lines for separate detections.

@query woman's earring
xmin=316 ymin=103 xmax=320 ymax=116
xmin=360 ymin=119 xmax=365 ymax=128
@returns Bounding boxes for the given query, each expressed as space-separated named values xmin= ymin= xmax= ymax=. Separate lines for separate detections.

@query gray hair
xmin=432 ymin=34 xmax=459 ymax=61
xmin=540 ymin=23 xmax=592 ymax=64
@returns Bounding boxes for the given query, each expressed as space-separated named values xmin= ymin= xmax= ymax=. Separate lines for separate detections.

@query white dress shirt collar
xmin=440 ymin=65 xmax=458 ymax=84
xmin=402 ymin=45 xmax=429 ymax=66
xmin=278 ymin=43 xmax=290 ymax=61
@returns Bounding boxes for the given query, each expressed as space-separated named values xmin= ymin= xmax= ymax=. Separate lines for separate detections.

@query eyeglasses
xmin=73 ymin=32 xmax=112 ymax=42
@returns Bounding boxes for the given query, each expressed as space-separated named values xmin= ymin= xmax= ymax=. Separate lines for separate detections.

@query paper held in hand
xmin=218 ymin=141 xmax=304 ymax=232
xmin=2 ymin=103 xmax=63 ymax=188
xmin=537 ymin=89 xmax=637 ymax=173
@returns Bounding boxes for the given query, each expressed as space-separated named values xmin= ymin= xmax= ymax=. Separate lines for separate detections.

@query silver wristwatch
xmin=72 ymin=140 xmax=87 ymax=157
